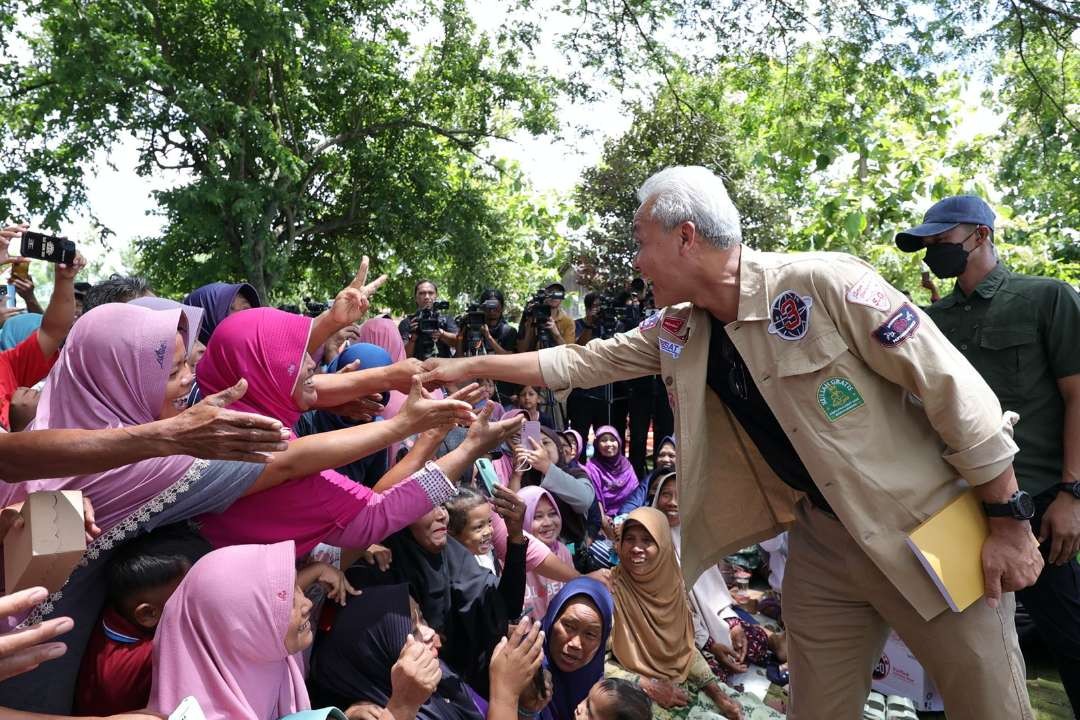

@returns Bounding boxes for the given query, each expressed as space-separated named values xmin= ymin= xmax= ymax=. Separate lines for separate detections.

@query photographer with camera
xmin=399 ymin=280 xmax=459 ymax=360
xmin=516 ymin=282 xmax=574 ymax=352
xmin=457 ymin=288 xmax=517 ymax=356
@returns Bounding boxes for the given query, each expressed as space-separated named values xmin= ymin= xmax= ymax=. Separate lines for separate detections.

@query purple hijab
xmin=182 ymin=282 xmax=261 ymax=346
xmin=0 ymin=304 xmax=196 ymax=530
xmin=584 ymin=426 xmax=639 ymax=514
xmin=129 ymin=296 xmax=205 ymax=356
xmin=541 ymin=578 xmax=614 ymax=720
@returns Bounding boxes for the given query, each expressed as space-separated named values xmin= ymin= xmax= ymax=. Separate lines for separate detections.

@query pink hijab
xmin=0 ymin=304 xmax=195 ymax=529
xmin=358 ymin=317 xmax=406 ymax=421
xmin=150 ymin=541 xmax=308 ymax=720
xmin=519 ymin=486 xmax=572 ymax=619
xmin=198 ymin=307 xmax=312 ymax=429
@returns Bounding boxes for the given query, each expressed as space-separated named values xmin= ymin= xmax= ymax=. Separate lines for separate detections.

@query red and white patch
xmin=661 ymin=315 xmax=689 ymax=341
xmin=846 ymin=272 xmax=893 ymax=313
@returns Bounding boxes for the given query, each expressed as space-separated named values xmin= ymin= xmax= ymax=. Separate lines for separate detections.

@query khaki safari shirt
xmin=539 ymin=247 xmax=1018 ymax=621
xmin=927 ymin=263 xmax=1080 ymax=497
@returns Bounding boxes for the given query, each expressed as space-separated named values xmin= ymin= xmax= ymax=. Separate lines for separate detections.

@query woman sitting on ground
xmin=605 ymin=507 xmax=786 ymax=720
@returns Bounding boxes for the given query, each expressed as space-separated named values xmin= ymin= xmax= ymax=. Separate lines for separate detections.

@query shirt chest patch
xmin=845 ymin=272 xmax=893 ymax=313
xmin=817 ymin=377 xmax=865 ymax=421
xmin=659 ymin=337 xmax=683 ymax=359
xmin=872 ymin=303 xmax=920 ymax=348
xmin=661 ymin=315 xmax=689 ymax=342
xmin=768 ymin=290 xmax=814 ymax=341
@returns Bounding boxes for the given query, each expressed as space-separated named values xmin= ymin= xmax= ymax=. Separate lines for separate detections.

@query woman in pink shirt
xmin=195 ymin=308 xmax=521 ymax=556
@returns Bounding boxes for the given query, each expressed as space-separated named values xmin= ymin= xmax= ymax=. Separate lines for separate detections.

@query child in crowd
xmin=515 ymin=384 xmax=554 ymax=428
xmin=446 ymin=487 xmax=498 ymax=574
xmin=575 ymin=678 xmax=651 ymax=720
xmin=74 ymin=522 xmax=213 ymax=716
xmin=475 ymin=377 xmax=506 ymax=420
xmin=519 ymin=486 xmax=573 ymax=620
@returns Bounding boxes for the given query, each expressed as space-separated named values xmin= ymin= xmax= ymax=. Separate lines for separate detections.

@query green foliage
xmin=1 ymin=0 xmax=561 ymax=309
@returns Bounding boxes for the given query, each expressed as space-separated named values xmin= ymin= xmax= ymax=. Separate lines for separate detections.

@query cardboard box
xmin=3 ymin=491 xmax=86 ymax=594
xmin=871 ymin=630 xmax=944 ymax=711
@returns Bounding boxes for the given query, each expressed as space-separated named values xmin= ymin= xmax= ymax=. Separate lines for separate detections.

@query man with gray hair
xmin=420 ymin=165 xmax=1040 ymax=719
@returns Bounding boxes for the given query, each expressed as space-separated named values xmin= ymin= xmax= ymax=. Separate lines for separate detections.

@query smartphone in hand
xmin=475 ymin=457 xmax=500 ymax=497
xmin=521 ymin=420 xmax=542 ymax=451
xmin=19 ymin=231 xmax=76 ymax=265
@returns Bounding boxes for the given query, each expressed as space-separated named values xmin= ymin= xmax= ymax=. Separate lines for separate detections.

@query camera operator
xmin=467 ymin=288 xmax=517 ymax=355
xmin=516 ymin=282 xmax=574 ymax=352
xmin=575 ymin=292 xmax=602 ymax=345
xmin=399 ymin=280 xmax=459 ymax=359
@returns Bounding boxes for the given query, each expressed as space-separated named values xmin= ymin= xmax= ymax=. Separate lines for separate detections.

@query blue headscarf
xmin=294 ymin=342 xmax=393 ymax=487
xmin=541 ymin=578 xmax=614 ymax=720
xmin=182 ymin=282 xmax=261 ymax=345
xmin=0 ymin=313 xmax=42 ymax=350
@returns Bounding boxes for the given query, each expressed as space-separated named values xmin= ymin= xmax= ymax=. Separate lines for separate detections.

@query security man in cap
xmin=421 ymin=166 xmax=1042 ymax=719
xmin=898 ymin=195 xmax=1080 ymax=713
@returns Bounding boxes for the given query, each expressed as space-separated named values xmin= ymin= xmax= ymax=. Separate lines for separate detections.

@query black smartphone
xmin=20 ymin=231 xmax=76 ymax=265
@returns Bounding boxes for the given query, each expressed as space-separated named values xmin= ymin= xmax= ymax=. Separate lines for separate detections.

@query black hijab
xmin=309 ymin=583 xmax=483 ymax=720
xmin=346 ymin=527 xmax=512 ymax=695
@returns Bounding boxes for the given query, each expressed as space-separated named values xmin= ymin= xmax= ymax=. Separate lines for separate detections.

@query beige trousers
xmin=783 ymin=500 xmax=1032 ymax=719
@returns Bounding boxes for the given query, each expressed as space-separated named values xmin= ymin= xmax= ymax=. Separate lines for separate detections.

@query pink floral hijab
xmin=150 ymin=541 xmax=308 ymax=720
xmin=0 ymin=304 xmax=195 ymax=530
xmin=197 ymin=307 xmax=313 ymax=429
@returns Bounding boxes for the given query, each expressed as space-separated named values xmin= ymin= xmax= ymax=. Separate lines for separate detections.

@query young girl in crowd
xmin=584 ymin=426 xmax=644 ymax=519
xmin=519 ymin=487 xmax=573 ymax=620
xmin=514 ymin=385 xmax=554 ymax=429
xmin=446 ymin=488 xmax=498 ymax=574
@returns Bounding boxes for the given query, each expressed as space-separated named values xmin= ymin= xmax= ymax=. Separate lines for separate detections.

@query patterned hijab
xmin=0 ymin=304 xmax=195 ymax=530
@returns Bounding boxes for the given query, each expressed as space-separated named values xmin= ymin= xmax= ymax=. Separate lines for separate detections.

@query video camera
xmin=456 ymin=297 xmax=499 ymax=356
xmin=412 ymin=300 xmax=450 ymax=360
xmin=595 ymin=295 xmax=641 ymax=339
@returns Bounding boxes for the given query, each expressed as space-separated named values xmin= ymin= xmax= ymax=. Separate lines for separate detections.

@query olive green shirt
xmin=926 ymin=263 xmax=1080 ymax=496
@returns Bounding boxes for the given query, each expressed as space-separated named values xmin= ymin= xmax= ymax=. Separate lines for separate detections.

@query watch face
xmin=1016 ymin=492 xmax=1036 ymax=519
xmin=1071 ymin=484 xmax=1080 ymax=500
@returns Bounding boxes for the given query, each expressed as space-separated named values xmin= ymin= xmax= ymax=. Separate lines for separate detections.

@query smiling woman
xmin=605 ymin=507 xmax=781 ymax=720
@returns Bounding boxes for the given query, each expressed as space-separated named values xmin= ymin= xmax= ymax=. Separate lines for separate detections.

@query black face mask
xmin=924 ymin=242 xmax=969 ymax=278
xmin=923 ymin=229 xmax=977 ymax=278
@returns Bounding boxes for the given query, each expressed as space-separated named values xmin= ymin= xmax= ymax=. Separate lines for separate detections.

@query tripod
xmin=535 ymin=332 xmax=567 ymax=431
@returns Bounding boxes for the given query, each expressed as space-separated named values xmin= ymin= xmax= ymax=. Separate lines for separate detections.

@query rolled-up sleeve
xmin=813 ymin=260 xmax=1017 ymax=487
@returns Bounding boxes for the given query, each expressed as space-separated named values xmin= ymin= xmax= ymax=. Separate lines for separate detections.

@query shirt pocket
xmin=977 ymin=323 xmax=1039 ymax=399
xmin=775 ymin=330 xmax=850 ymax=378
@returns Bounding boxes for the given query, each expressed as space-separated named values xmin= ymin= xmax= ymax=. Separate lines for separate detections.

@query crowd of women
xmin=0 ymin=224 xmax=789 ymax=720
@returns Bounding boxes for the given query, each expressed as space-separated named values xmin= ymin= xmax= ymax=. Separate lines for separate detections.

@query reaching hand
xmin=311 ymin=563 xmax=361 ymax=606
xmin=398 ymin=376 xmax=476 ymax=435
xmin=11 ymin=276 xmax=35 ymax=300
xmin=330 ymin=256 xmax=388 ymax=327
xmin=417 ymin=357 xmax=470 ymax=388
xmin=461 ymin=404 xmax=524 ymax=457
xmin=0 ymin=588 xmax=73 ymax=682
xmin=389 ymin=635 xmax=442 ymax=713
xmin=489 ymin=619 xmax=545 ymax=701
xmin=166 ymin=378 xmax=290 ymax=462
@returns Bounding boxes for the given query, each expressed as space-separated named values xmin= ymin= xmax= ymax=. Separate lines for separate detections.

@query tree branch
xmin=1010 ymin=0 xmax=1080 ymax=135
xmin=1017 ymin=0 xmax=1080 ymax=25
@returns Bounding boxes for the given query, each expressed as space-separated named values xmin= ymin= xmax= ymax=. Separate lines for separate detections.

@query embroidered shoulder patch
xmin=872 ymin=303 xmax=920 ymax=347
xmin=817 ymin=377 xmax=865 ymax=422
xmin=639 ymin=312 xmax=661 ymax=331
xmin=661 ymin=315 xmax=685 ymax=335
xmin=658 ymin=338 xmax=683 ymax=359
xmin=767 ymin=290 xmax=814 ymax=341
xmin=846 ymin=272 xmax=893 ymax=313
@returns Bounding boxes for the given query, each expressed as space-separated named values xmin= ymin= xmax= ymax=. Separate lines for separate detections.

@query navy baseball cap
xmin=895 ymin=195 xmax=996 ymax=252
